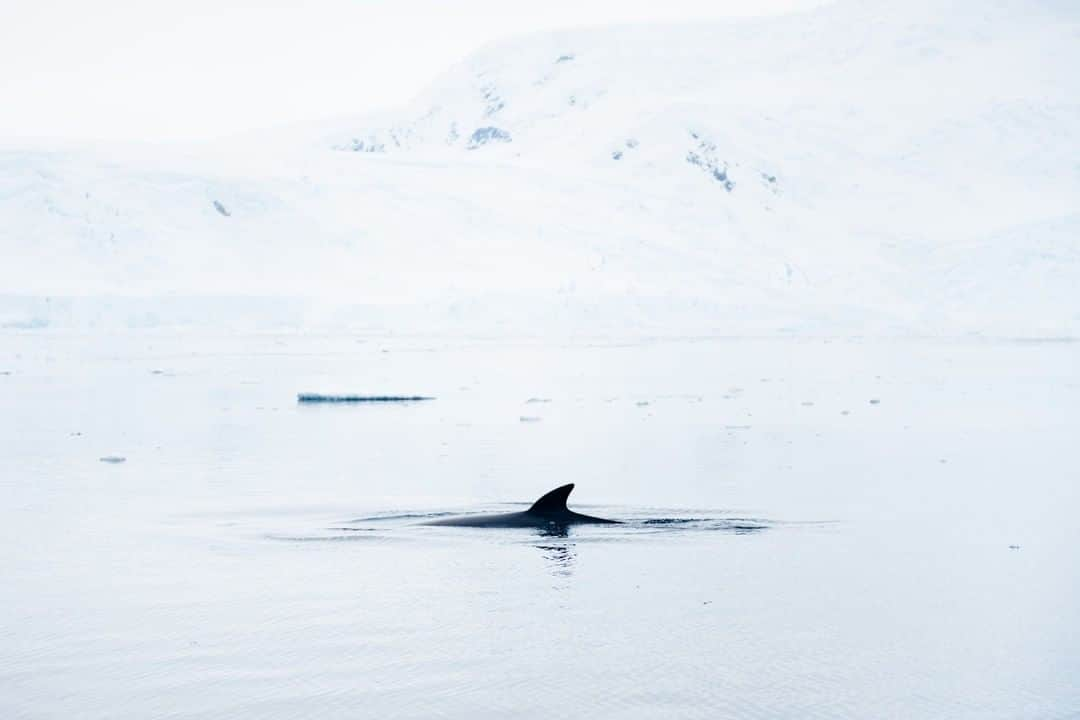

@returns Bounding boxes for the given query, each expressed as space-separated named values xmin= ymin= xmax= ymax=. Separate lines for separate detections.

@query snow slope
xmin=2 ymin=0 xmax=1078 ymax=335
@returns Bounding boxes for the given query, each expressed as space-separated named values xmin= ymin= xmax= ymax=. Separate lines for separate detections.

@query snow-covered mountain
xmin=2 ymin=0 xmax=1078 ymax=335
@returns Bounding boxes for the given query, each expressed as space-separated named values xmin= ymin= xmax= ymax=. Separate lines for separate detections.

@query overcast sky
xmin=0 ymin=0 xmax=827 ymax=143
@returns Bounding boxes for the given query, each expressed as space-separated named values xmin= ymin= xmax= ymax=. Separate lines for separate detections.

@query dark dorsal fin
xmin=528 ymin=483 xmax=574 ymax=513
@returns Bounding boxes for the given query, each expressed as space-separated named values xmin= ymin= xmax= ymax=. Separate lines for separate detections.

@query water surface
xmin=2 ymin=333 xmax=1078 ymax=718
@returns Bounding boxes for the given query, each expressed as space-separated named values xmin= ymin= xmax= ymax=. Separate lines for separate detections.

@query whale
xmin=423 ymin=483 xmax=619 ymax=528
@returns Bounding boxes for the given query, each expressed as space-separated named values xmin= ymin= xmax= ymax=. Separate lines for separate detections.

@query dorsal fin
xmin=528 ymin=483 xmax=574 ymax=513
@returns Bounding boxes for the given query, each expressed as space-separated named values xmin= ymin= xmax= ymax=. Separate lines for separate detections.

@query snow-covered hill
xmin=2 ymin=0 xmax=1078 ymax=335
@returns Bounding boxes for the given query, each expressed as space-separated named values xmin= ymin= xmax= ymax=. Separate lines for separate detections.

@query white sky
xmin=0 ymin=0 xmax=827 ymax=143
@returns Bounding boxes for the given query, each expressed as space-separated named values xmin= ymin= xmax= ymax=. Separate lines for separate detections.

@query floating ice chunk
xmin=297 ymin=394 xmax=434 ymax=403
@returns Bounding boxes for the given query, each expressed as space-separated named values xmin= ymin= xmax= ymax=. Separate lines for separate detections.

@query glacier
xmin=1 ymin=0 xmax=1077 ymax=336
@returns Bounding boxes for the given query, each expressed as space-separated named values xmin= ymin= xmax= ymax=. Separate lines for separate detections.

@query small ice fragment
xmin=99 ymin=456 xmax=126 ymax=464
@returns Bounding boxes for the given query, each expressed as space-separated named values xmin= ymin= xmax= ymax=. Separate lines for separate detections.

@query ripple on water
xmin=258 ymin=508 xmax=804 ymax=544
